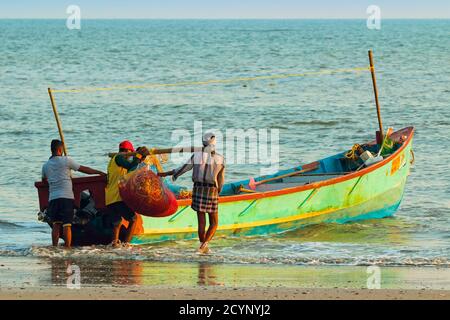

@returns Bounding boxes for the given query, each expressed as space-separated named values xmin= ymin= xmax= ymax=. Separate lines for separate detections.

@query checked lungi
xmin=191 ymin=182 xmax=219 ymax=214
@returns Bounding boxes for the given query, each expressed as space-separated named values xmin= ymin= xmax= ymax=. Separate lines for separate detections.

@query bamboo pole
xmin=368 ymin=50 xmax=384 ymax=142
xmin=48 ymin=88 xmax=68 ymax=155
xmin=107 ymin=146 xmax=204 ymax=158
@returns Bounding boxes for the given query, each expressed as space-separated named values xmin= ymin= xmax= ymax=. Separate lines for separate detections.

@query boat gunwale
xmin=176 ymin=126 xmax=415 ymax=206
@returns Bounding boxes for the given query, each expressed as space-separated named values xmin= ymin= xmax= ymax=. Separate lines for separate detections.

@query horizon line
xmin=1 ymin=17 xmax=449 ymax=20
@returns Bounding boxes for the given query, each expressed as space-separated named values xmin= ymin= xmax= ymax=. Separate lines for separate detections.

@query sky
xmin=1 ymin=0 xmax=449 ymax=19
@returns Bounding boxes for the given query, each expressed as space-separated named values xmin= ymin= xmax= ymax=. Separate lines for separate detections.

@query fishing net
xmin=118 ymin=166 xmax=178 ymax=217
xmin=177 ymin=189 xmax=193 ymax=199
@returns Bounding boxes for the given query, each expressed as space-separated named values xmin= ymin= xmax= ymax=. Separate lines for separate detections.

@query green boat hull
xmin=133 ymin=127 xmax=414 ymax=244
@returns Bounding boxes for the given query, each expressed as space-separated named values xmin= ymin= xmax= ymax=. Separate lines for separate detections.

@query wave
xmin=231 ymin=29 xmax=294 ymax=33
xmin=0 ymin=130 xmax=35 ymax=136
xmin=289 ymin=120 xmax=339 ymax=126
xmin=0 ymin=244 xmax=448 ymax=267
xmin=0 ymin=220 xmax=23 ymax=229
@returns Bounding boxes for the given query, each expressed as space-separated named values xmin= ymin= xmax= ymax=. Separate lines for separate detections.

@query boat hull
xmin=133 ymin=128 xmax=414 ymax=244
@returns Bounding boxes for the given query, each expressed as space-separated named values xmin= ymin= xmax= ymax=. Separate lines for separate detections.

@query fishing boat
xmin=134 ymin=127 xmax=414 ymax=243
xmin=34 ymin=51 xmax=415 ymax=245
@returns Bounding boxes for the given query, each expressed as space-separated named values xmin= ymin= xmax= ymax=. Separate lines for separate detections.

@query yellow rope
xmin=345 ymin=144 xmax=365 ymax=161
xmin=52 ymin=66 xmax=370 ymax=94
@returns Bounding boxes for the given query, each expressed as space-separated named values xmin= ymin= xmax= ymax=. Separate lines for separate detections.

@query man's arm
xmin=157 ymin=169 xmax=175 ymax=177
xmin=217 ymin=165 xmax=225 ymax=194
xmin=115 ymin=147 xmax=150 ymax=172
xmin=157 ymin=154 xmax=194 ymax=180
xmin=66 ymin=157 xmax=105 ymax=175
xmin=115 ymin=154 xmax=139 ymax=171
xmin=41 ymin=166 xmax=48 ymax=183
xmin=172 ymin=154 xmax=195 ymax=181
xmin=78 ymin=166 xmax=106 ymax=175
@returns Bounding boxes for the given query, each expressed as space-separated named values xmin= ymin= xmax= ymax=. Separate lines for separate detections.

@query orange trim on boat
xmin=176 ymin=127 xmax=415 ymax=206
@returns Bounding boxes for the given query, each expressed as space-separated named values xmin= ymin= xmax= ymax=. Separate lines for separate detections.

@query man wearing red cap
xmin=105 ymin=140 xmax=149 ymax=247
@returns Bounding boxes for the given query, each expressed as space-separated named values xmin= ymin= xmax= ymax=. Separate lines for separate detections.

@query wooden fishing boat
xmin=35 ymin=126 xmax=414 ymax=244
xmin=133 ymin=127 xmax=414 ymax=243
xmin=34 ymin=51 xmax=415 ymax=245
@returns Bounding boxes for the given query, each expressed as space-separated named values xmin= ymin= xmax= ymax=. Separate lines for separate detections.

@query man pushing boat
xmin=42 ymin=139 xmax=106 ymax=248
xmin=158 ymin=133 xmax=225 ymax=254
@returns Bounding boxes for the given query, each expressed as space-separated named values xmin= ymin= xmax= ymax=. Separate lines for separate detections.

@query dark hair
xmin=51 ymin=139 xmax=64 ymax=153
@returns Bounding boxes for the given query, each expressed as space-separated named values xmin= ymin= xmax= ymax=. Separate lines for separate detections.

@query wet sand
xmin=1 ymin=256 xmax=449 ymax=300
xmin=1 ymin=286 xmax=449 ymax=300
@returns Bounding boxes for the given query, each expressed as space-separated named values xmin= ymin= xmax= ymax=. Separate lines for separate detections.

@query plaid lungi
xmin=191 ymin=183 xmax=219 ymax=214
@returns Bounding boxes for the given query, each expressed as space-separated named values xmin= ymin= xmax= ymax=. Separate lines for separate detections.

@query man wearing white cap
xmin=159 ymin=132 xmax=225 ymax=253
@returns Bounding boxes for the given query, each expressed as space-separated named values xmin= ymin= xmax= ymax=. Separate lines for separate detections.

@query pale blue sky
xmin=1 ymin=0 xmax=449 ymax=19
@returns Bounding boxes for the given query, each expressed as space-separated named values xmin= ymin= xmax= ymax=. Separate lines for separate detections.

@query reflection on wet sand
xmin=1 ymin=255 xmax=448 ymax=290
xmin=197 ymin=262 xmax=223 ymax=286
xmin=40 ymin=258 xmax=450 ymax=290
xmin=48 ymin=259 xmax=228 ymax=287
xmin=49 ymin=258 xmax=145 ymax=286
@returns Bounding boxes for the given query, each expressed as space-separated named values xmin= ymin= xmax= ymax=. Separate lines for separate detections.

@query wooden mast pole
xmin=48 ymin=88 xmax=68 ymax=155
xmin=368 ymin=50 xmax=384 ymax=143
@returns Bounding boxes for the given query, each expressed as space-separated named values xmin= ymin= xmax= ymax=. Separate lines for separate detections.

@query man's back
xmin=42 ymin=156 xmax=80 ymax=201
xmin=192 ymin=151 xmax=225 ymax=183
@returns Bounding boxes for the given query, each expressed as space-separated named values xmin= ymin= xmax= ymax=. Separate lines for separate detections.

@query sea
xmin=0 ymin=19 xmax=449 ymax=271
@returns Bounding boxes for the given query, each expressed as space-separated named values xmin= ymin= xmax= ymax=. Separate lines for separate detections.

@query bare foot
xmin=110 ymin=240 xmax=121 ymax=248
xmin=203 ymin=246 xmax=211 ymax=254
xmin=197 ymin=242 xmax=211 ymax=254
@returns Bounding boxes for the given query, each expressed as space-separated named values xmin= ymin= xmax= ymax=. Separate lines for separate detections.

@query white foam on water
xmin=0 ymin=239 xmax=445 ymax=267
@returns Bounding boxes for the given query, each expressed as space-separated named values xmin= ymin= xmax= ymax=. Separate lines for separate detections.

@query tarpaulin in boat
xmin=119 ymin=166 xmax=178 ymax=217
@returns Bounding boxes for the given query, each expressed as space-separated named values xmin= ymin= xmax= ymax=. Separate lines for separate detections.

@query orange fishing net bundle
xmin=118 ymin=167 xmax=178 ymax=217
xmin=177 ymin=190 xmax=192 ymax=200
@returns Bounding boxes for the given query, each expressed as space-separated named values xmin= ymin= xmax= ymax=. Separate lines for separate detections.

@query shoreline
xmin=1 ymin=256 xmax=449 ymax=300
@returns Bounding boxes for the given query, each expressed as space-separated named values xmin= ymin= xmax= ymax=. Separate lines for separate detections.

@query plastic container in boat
xmin=360 ymin=150 xmax=374 ymax=162
xmin=364 ymin=155 xmax=383 ymax=167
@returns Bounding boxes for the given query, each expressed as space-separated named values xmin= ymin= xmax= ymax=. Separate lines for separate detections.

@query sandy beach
xmin=1 ymin=256 xmax=449 ymax=300
xmin=1 ymin=286 xmax=449 ymax=300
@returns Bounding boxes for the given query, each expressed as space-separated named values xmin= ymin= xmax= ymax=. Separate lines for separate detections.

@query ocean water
xmin=0 ymin=19 xmax=449 ymax=267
